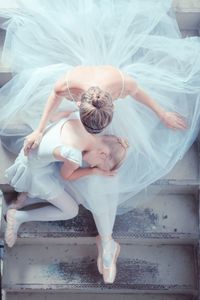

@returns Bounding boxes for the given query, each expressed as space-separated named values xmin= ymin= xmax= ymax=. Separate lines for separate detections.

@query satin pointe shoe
xmin=5 ymin=208 xmax=20 ymax=248
xmin=102 ymin=239 xmax=120 ymax=284
xmin=96 ymin=235 xmax=103 ymax=274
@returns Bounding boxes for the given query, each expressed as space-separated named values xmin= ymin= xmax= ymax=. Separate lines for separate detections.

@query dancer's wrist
xmin=157 ymin=108 xmax=166 ymax=121
xmin=36 ymin=127 xmax=44 ymax=134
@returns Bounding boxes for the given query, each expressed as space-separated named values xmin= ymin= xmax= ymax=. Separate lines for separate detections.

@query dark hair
xmin=79 ymin=86 xmax=114 ymax=134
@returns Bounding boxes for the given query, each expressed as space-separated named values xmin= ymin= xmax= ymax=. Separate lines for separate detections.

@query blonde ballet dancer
xmin=5 ymin=110 xmax=129 ymax=284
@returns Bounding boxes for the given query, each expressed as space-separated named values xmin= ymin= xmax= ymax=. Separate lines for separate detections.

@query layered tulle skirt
xmin=5 ymin=150 xmax=66 ymax=201
xmin=1 ymin=0 xmax=200 ymax=214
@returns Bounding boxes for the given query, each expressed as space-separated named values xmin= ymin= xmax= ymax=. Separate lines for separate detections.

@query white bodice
xmin=30 ymin=111 xmax=82 ymax=166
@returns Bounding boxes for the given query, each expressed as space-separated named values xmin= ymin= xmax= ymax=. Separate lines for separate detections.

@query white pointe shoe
xmin=5 ymin=208 xmax=19 ymax=248
xmin=96 ymin=236 xmax=120 ymax=284
xmin=9 ymin=192 xmax=27 ymax=209
xmin=102 ymin=241 xmax=120 ymax=284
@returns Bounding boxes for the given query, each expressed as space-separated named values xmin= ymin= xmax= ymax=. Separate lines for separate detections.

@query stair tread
xmin=173 ymin=0 xmax=200 ymax=11
xmin=3 ymin=244 xmax=197 ymax=292
xmin=1 ymin=193 xmax=198 ymax=242
xmin=181 ymin=30 xmax=199 ymax=37
xmin=5 ymin=293 xmax=195 ymax=300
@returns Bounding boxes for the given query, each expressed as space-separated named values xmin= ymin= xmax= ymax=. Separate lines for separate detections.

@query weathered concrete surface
xmin=181 ymin=29 xmax=199 ymax=37
xmin=173 ymin=0 xmax=200 ymax=30
xmin=173 ymin=0 xmax=200 ymax=11
xmin=3 ymin=293 xmax=195 ymax=300
xmin=1 ymin=193 xmax=198 ymax=244
xmin=175 ymin=12 xmax=200 ymax=30
xmin=2 ymin=244 xmax=197 ymax=293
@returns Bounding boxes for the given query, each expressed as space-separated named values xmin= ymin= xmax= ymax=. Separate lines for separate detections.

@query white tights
xmin=15 ymin=192 xmax=79 ymax=224
xmin=13 ymin=193 xmax=117 ymax=268
xmin=14 ymin=193 xmax=116 ymax=237
xmin=92 ymin=206 xmax=117 ymax=237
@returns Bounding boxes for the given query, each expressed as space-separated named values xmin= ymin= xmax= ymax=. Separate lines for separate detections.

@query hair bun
xmin=92 ymin=97 xmax=104 ymax=109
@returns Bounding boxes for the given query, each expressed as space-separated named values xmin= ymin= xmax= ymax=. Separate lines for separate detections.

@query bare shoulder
xmin=54 ymin=74 xmax=68 ymax=96
xmin=124 ymin=73 xmax=138 ymax=96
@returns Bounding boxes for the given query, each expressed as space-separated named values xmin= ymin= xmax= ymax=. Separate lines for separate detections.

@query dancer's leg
xmin=93 ymin=205 xmax=120 ymax=284
xmin=93 ymin=205 xmax=117 ymax=237
xmin=5 ymin=191 xmax=78 ymax=247
xmin=16 ymin=191 xmax=78 ymax=223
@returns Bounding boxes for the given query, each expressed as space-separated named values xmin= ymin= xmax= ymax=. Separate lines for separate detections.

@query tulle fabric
xmin=0 ymin=0 xmax=200 ymax=214
xmin=5 ymin=150 xmax=66 ymax=200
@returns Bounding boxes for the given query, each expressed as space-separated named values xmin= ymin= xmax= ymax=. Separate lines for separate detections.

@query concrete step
xmin=174 ymin=0 xmax=200 ymax=30
xmin=2 ymin=243 xmax=198 ymax=294
xmin=1 ymin=193 xmax=198 ymax=244
xmin=2 ymin=292 xmax=196 ymax=300
xmin=181 ymin=29 xmax=199 ymax=37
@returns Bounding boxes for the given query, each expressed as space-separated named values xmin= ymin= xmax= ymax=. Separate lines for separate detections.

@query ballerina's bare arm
xmin=60 ymin=159 xmax=80 ymax=180
xmin=125 ymin=76 xmax=187 ymax=130
xmin=24 ymin=77 xmax=73 ymax=155
xmin=66 ymin=167 xmax=116 ymax=180
xmin=60 ymin=161 xmax=115 ymax=180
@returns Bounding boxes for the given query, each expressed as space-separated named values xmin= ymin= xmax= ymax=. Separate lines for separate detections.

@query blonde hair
xmin=80 ymin=87 xmax=114 ymax=134
xmin=101 ymin=135 xmax=129 ymax=170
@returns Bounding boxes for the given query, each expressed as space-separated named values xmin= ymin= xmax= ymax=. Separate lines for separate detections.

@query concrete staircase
xmin=0 ymin=1 xmax=200 ymax=300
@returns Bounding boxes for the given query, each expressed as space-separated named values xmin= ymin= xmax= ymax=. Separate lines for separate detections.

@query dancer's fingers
xmin=177 ymin=121 xmax=187 ymax=129
xmin=176 ymin=117 xmax=187 ymax=125
xmin=174 ymin=114 xmax=187 ymax=127
xmin=24 ymin=142 xmax=34 ymax=155
xmin=174 ymin=119 xmax=187 ymax=129
xmin=31 ymin=141 xmax=40 ymax=149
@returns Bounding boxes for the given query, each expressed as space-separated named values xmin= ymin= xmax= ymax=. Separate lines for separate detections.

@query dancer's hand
xmin=160 ymin=111 xmax=187 ymax=130
xmin=92 ymin=167 xmax=117 ymax=177
xmin=23 ymin=130 xmax=43 ymax=156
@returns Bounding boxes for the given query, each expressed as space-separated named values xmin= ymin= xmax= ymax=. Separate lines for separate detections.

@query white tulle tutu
xmin=0 ymin=0 xmax=200 ymax=214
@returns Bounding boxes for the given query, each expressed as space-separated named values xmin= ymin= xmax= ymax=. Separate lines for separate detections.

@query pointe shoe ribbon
xmin=5 ymin=209 xmax=18 ymax=248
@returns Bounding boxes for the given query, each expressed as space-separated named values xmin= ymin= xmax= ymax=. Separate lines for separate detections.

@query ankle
xmin=100 ymin=235 xmax=113 ymax=243
xmin=12 ymin=210 xmax=23 ymax=226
